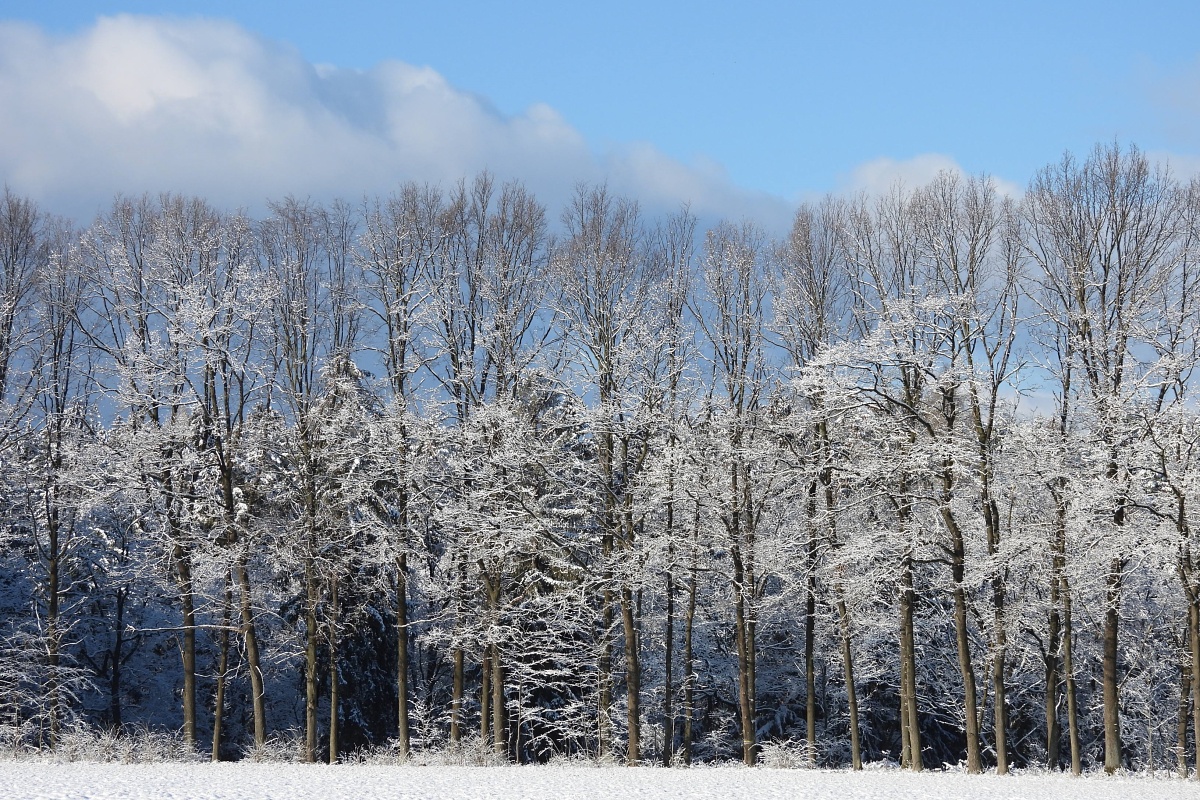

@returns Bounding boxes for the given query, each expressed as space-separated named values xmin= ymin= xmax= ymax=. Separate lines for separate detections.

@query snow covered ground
xmin=0 ymin=763 xmax=1197 ymax=800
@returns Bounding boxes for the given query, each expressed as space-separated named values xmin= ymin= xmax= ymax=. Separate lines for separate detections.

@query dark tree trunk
xmin=620 ymin=587 xmax=640 ymax=763
xmin=1191 ymin=597 xmax=1200 ymax=779
xmin=396 ymin=553 xmax=411 ymax=757
xmin=941 ymin=500 xmax=980 ymax=774
xmin=899 ymin=555 xmax=922 ymax=771
xmin=1178 ymin=644 xmax=1191 ymax=779
xmin=236 ymin=558 xmax=267 ymax=752
xmin=480 ymin=647 xmax=491 ymax=743
xmin=304 ymin=556 xmax=318 ymax=763
xmin=805 ymin=572 xmax=817 ymax=765
xmin=1062 ymin=576 xmax=1082 ymax=775
xmin=451 ymin=557 xmax=465 ymax=745
xmin=733 ymin=544 xmax=756 ymax=766
xmin=804 ymin=482 xmax=820 ymax=766
xmin=662 ymin=552 xmax=675 ymax=767
xmin=110 ymin=587 xmax=126 ymax=731
xmin=211 ymin=577 xmax=232 ymax=761
xmin=598 ymin=584 xmax=613 ymax=757
xmin=491 ymin=643 xmax=505 ymax=757
xmin=985 ymin=496 xmax=1008 ymax=775
xmin=174 ymin=541 xmax=197 ymax=750
xmin=682 ymin=545 xmax=697 ymax=766
xmin=837 ymin=592 xmax=861 ymax=770
xmin=450 ymin=646 xmax=464 ymax=744
xmin=328 ymin=575 xmax=339 ymax=764
xmin=1103 ymin=557 xmax=1123 ymax=774
xmin=1046 ymin=596 xmax=1062 ymax=770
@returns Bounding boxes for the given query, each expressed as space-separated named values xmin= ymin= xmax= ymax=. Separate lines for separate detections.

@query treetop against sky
xmin=1 ymin=2 xmax=1199 ymax=224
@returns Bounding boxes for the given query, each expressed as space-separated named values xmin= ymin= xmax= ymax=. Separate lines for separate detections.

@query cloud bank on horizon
xmin=0 ymin=14 xmax=1003 ymax=226
xmin=0 ymin=15 xmax=776 ymax=223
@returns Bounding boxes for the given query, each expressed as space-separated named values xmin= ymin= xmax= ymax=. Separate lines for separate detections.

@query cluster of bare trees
xmin=2 ymin=142 xmax=1200 ymax=775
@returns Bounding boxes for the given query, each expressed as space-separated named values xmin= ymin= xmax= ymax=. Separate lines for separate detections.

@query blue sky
xmin=2 ymin=1 xmax=1199 ymax=224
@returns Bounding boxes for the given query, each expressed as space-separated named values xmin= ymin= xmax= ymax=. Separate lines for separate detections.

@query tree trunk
xmin=836 ymin=591 xmax=861 ymax=770
xmin=47 ymin=506 xmax=61 ymax=748
xmin=1179 ymin=529 xmax=1200 ymax=778
xmin=236 ymin=557 xmax=266 ymax=751
xmin=596 ymin=420 xmax=616 ymax=762
xmin=805 ymin=571 xmax=817 ymax=766
xmin=746 ymin=535 xmax=757 ymax=764
xmin=1178 ymin=645 xmax=1191 ymax=779
xmin=177 ymin=546 xmax=197 ymax=750
xmin=900 ymin=653 xmax=911 ymax=769
xmin=620 ymin=587 xmax=640 ymax=763
xmin=1046 ymin=571 xmax=1063 ymax=769
xmin=480 ymin=647 xmax=491 ymax=743
xmin=950 ymin=549 xmax=980 ymax=773
xmin=733 ymin=543 xmax=756 ymax=766
xmin=899 ymin=556 xmax=922 ymax=771
xmin=682 ymin=544 xmax=697 ymax=766
xmin=304 ymin=557 xmax=318 ymax=763
xmin=485 ymin=575 xmax=506 ymax=759
xmin=1191 ymin=597 xmax=1200 ymax=779
xmin=662 ymin=555 xmax=675 ymax=767
xmin=451 ymin=555 xmax=465 ymax=745
xmin=984 ymin=496 xmax=1008 ymax=775
xmin=328 ymin=574 xmax=339 ymax=764
xmin=211 ymin=576 xmax=232 ymax=762
xmin=450 ymin=646 xmax=464 ymax=744
xmin=821 ymin=420 xmax=859 ymax=770
xmin=730 ymin=452 xmax=757 ymax=767
xmin=1062 ymin=576 xmax=1081 ymax=775
xmin=804 ymin=483 xmax=820 ymax=767
xmin=491 ymin=643 xmax=505 ymax=758
xmin=598 ymin=585 xmax=613 ymax=757
xmin=396 ymin=553 xmax=411 ymax=757
xmin=942 ymin=502 xmax=981 ymax=773
xmin=619 ymin=447 xmax=643 ymax=766
xmin=110 ymin=587 xmax=126 ymax=731
xmin=162 ymin=466 xmax=197 ymax=752
xmin=1103 ymin=557 xmax=1123 ymax=774
xmin=992 ymin=599 xmax=1009 ymax=775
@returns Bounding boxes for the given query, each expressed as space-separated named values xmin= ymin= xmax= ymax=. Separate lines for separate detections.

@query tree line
xmin=2 ymin=142 xmax=1200 ymax=775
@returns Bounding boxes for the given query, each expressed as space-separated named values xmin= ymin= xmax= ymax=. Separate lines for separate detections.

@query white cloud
xmin=0 ymin=14 xmax=793 ymax=226
xmin=838 ymin=153 xmax=1021 ymax=198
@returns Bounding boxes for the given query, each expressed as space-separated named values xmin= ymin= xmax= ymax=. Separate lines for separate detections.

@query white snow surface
xmin=1 ymin=764 xmax=1197 ymax=800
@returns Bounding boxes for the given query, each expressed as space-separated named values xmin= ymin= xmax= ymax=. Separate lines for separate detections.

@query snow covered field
xmin=0 ymin=764 xmax=1196 ymax=800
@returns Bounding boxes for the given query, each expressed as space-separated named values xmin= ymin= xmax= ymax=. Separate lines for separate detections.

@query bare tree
xmin=773 ymin=195 xmax=860 ymax=768
xmin=81 ymin=194 xmax=217 ymax=748
xmin=260 ymin=197 xmax=361 ymax=762
xmin=171 ymin=209 xmax=269 ymax=758
xmin=914 ymin=172 xmax=1022 ymax=772
xmin=0 ymin=188 xmax=44 ymax=418
xmin=358 ymin=185 xmax=437 ymax=757
xmin=554 ymin=184 xmax=661 ymax=762
xmin=1025 ymin=143 xmax=1184 ymax=773
xmin=647 ymin=207 xmax=697 ymax=766
xmin=841 ymin=186 xmax=933 ymax=771
xmin=693 ymin=220 xmax=777 ymax=766
xmin=24 ymin=212 xmax=84 ymax=745
xmin=425 ymin=173 xmax=549 ymax=755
